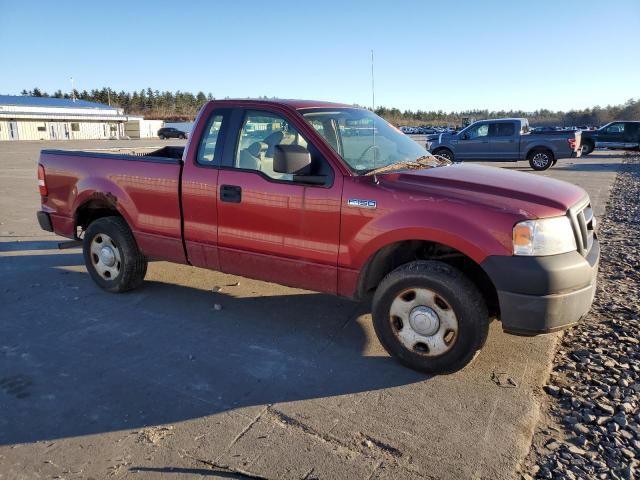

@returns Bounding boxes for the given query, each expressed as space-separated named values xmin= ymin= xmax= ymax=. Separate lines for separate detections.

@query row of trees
xmin=375 ymin=98 xmax=640 ymax=128
xmin=20 ymin=87 xmax=214 ymax=120
xmin=18 ymin=88 xmax=639 ymax=126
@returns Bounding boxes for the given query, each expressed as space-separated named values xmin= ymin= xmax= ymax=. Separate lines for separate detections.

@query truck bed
xmin=38 ymin=147 xmax=186 ymax=263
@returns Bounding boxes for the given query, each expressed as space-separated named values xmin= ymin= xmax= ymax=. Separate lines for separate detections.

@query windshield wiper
xmin=364 ymin=155 xmax=451 ymax=176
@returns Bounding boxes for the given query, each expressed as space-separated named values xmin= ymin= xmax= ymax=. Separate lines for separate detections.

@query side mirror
xmin=274 ymin=144 xmax=312 ymax=175
xmin=461 ymin=133 xmax=469 ymax=140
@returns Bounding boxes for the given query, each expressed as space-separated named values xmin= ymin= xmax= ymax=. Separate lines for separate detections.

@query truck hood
xmin=379 ymin=163 xmax=587 ymax=217
xmin=427 ymin=132 xmax=455 ymax=143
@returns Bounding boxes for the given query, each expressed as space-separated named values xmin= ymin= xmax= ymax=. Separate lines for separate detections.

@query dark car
xmin=581 ymin=121 xmax=640 ymax=155
xmin=158 ymin=127 xmax=188 ymax=139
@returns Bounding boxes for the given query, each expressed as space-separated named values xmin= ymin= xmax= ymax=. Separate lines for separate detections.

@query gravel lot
xmin=0 ymin=141 xmax=630 ymax=479
xmin=522 ymin=153 xmax=640 ymax=480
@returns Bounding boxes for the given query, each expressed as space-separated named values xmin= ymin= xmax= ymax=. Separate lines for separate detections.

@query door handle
xmin=220 ymin=184 xmax=241 ymax=203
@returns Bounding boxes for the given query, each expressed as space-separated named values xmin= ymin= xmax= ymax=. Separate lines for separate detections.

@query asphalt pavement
xmin=0 ymin=140 xmax=624 ymax=479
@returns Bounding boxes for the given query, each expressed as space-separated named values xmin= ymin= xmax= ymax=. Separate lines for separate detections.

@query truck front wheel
xmin=432 ymin=148 xmax=454 ymax=162
xmin=83 ymin=216 xmax=148 ymax=293
xmin=528 ymin=149 xmax=554 ymax=171
xmin=371 ymin=261 xmax=489 ymax=374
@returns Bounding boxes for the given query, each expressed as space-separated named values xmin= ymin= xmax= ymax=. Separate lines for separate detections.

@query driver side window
xmin=466 ymin=124 xmax=489 ymax=139
xmin=235 ymin=111 xmax=309 ymax=181
xmin=605 ymin=123 xmax=624 ymax=134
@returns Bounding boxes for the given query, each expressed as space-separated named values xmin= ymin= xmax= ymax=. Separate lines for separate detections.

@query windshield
xmin=300 ymin=108 xmax=433 ymax=174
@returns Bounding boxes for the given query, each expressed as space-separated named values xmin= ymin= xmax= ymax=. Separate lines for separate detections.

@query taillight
xmin=568 ymin=138 xmax=576 ymax=150
xmin=37 ymin=164 xmax=48 ymax=196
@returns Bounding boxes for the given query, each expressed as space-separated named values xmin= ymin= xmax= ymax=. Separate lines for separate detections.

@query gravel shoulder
xmin=522 ymin=153 xmax=640 ymax=480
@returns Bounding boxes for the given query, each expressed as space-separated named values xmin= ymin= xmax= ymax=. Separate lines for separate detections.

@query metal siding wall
xmin=16 ymin=121 xmax=46 ymax=140
xmin=0 ymin=120 xmax=124 ymax=141
xmin=0 ymin=119 xmax=123 ymax=141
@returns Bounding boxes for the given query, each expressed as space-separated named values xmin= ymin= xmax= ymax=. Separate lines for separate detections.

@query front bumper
xmin=481 ymin=237 xmax=599 ymax=335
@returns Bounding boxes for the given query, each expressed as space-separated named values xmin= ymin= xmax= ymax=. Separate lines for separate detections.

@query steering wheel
xmin=357 ymin=144 xmax=381 ymax=163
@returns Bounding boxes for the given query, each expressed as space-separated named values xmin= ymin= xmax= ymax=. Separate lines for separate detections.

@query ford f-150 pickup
xmin=427 ymin=118 xmax=582 ymax=171
xmin=36 ymin=99 xmax=600 ymax=374
xmin=580 ymin=121 xmax=640 ymax=155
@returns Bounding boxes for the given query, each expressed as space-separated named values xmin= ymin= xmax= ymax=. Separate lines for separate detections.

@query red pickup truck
xmin=37 ymin=99 xmax=600 ymax=374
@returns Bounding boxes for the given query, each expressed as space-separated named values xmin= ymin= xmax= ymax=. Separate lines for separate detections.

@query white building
xmin=125 ymin=117 xmax=164 ymax=139
xmin=0 ymin=95 xmax=130 ymax=141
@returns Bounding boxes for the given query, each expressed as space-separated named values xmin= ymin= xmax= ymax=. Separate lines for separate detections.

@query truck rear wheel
xmin=581 ymin=141 xmax=594 ymax=155
xmin=371 ymin=261 xmax=489 ymax=374
xmin=528 ymin=149 xmax=554 ymax=171
xmin=83 ymin=216 xmax=147 ymax=293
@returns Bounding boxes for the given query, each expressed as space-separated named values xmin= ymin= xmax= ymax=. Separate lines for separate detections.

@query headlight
xmin=513 ymin=216 xmax=576 ymax=256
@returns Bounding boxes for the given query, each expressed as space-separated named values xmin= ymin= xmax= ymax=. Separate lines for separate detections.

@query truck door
xmin=455 ymin=122 xmax=492 ymax=160
xmin=624 ymin=122 xmax=639 ymax=147
xmin=216 ymin=108 xmax=342 ymax=294
xmin=597 ymin=122 xmax=626 ymax=148
xmin=488 ymin=121 xmax=518 ymax=160
xmin=181 ymin=109 xmax=231 ymax=270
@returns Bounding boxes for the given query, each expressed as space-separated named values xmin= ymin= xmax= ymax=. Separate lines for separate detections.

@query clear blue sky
xmin=1 ymin=0 xmax=638 ymax=112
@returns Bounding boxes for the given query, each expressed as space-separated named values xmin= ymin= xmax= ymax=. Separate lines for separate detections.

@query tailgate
xmin=574 ymin=131 xmax=582 ymax=157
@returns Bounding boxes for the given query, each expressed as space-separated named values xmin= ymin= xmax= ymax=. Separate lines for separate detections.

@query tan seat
xmin=238 ymin=141 xmax=267 ymax=170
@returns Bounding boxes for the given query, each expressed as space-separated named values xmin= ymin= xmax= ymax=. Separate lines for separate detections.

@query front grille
xmin=569 ymin=198 xmax=595 ymax=256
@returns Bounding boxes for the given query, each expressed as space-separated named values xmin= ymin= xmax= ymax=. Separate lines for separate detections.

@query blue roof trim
xmin=0 ymin=95 xmax=116 ymax=110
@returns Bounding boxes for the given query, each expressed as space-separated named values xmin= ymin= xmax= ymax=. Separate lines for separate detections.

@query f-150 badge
xmin=348 ymin=198 xmax=377 ymax=209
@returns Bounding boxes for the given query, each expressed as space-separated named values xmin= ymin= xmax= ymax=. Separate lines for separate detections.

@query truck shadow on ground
xmin=0 ymin=246 xmax=428 ymax=446
xmin=0 ymin=239 xmax=63 ymax=252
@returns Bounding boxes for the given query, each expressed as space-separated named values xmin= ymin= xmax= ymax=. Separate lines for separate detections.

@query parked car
xmin=427 ymin=118 xmax=582 ymax=170
xmin=158 ymin=127 xmax=188 ymax=139
xmin=580 ymin=121 xmax=640 ymax=155
xmin=36 ymin=99 xmax=599 ymax=374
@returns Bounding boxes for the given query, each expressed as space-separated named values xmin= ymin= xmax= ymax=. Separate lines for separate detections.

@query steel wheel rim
xmin=90 ymin=233 xmax=122 ymax=281
xmin=532 ymin=153 xmax=549 ymax=168
xmin=389 ymin=288 xmax=458 ymax=357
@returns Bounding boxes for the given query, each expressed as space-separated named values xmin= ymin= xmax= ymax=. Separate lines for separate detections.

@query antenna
xmin=70 ymin=77 xmax=76 ymax=102
xmin=371 ymin=49 xmax=378 ymax=170
xmin=371 ymin=49 xmax=375 ymax=111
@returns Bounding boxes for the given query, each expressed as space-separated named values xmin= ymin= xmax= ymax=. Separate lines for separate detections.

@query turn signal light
xmin=513 ymin=223 xmax=533 ymax=249
xmin=37 ymin=164 xmax=48 ymax=196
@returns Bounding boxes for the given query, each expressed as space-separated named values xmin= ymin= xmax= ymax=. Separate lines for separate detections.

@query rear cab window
xmin=489 ymin=122 xmax=516 ymax=137
xmin=196 ymin=112 xmax=227 ymax=165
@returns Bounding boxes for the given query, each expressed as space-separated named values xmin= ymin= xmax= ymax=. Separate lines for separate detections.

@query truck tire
xmin=581 ymin=141 xmax=594 ymax=155
xmin=433 ymin=148 xmax=454 ymax=162
xmin=371 ymin=260 xmax=489 ymax=374
xmin=528 ymin=148 xmax=554 ymax=171
xmin=83 ymin=216 xmax=147 ymax=293
xmin=159 ymin=135 xmax=166 ymax=140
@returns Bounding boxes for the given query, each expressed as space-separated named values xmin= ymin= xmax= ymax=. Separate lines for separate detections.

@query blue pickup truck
xmin=426 ymin=118 xmax=582 ymax=171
